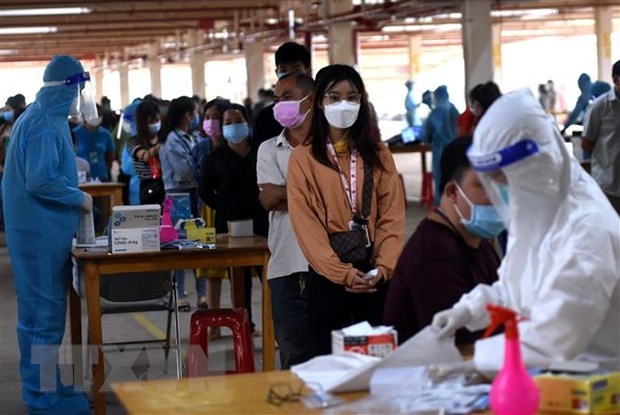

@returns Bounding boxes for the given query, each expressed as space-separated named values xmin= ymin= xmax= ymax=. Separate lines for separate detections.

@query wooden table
xmin=114 ymin=369 xmax=565 ymax=415
xmin=113 ymin=370 xmax=363 ymax=414
xmin=70 ymin=235 xmax=272 ymax=415
xmin=113 ymin=370 xmax=493 ymax=415
xmin=79 ymin=182 xmax=125 ymax=223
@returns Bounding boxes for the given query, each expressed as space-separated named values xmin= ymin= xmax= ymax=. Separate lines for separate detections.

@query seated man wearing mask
xmin=433 ymin=89 xmax=620 ymax=374
xmin=384 ymin=136 xmax=500 ymax=345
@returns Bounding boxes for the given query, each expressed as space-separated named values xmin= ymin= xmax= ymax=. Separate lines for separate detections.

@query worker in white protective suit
xmin=432 ymin=88 xmax=620 ymax=374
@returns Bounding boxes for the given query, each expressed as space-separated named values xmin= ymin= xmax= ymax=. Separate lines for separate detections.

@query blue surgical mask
xmin=148 ymin=121 xmax=161 ymax=135
xmin=2 ymin=110 xmax=14 ymax=122
xmin=454 ymin=184 xmax=505 ymax=239
xmin=190 ymin=114 xmax=200 ymax=131
xmin=223 ymin=122 xmax=249 ymax=144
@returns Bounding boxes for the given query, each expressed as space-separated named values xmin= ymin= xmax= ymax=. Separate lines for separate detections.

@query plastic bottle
xmin=159 ymin=197 xmax=178 ymax=243
xmin=483 ymin=304 xmax=540 ymax=415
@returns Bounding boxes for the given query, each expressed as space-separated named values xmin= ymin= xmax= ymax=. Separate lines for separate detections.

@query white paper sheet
xmin=293 ymin=326 xmax=463 ymax=394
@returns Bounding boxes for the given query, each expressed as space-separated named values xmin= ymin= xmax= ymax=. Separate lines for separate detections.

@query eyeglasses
xmin=266 ymin=382 xmax=305 ymax=406
xmin=266 ymin=382 xmax=343 ymax=409
xmin=323 ymin=91 xmax=362 ymax=104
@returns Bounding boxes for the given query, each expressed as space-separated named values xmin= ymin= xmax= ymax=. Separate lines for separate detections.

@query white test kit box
xmin=111 ymin=205 xmax=161 ymax=254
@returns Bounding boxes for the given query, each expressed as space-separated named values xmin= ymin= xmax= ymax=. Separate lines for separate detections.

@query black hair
xmin=613 ymin=60 xmax=620 ymax=80
xmin=310 ymin=64 xmax=383 ymax=171
xmin=160 ymin=96 xmax=196 ymax=143
xmin=275 ymin=42 xmax=311 ymax=69
xmin=278 ymin=72 xmax=316 ymax=96
xmin=135 ymin=100 xmax=161 ymax=147
xmin=202 ymin=97 xmax=232 ymax=129
xmin=469 ymin=82 xmax=501 ymax=114
xmin=439 ymin=135 xmax=473 ymax=195
xmin=223 ymin=103 xmax=250 ymax=123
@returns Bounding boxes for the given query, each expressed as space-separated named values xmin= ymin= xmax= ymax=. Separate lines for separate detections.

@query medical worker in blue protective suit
xmin=120 ymin=99 xmax=142 ymax=205
xmin=432 ymin=89 xmax=620 ymax=375
xmin=2 ymin=55 xmax=98 ymax=414
xmin=561 ymin=72 xmax=593 ymax=134
xmin=421 ymin=85 xmax=459 ymax=206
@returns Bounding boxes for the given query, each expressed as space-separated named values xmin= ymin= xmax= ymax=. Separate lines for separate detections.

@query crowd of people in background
xmin=0 ymin=44 xmax=618 ymax=414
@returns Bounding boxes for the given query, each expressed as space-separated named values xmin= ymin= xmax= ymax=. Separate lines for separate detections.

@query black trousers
xmin=268 ymin=272 xmax=313 ymax=369
xmin=243 ymin=266 xmax=262 ymax=332
xmin=307 ymin=267 xmax=389 ymax=357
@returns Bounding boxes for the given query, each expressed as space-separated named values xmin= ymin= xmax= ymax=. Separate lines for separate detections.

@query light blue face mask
xmin=148 ymin=121 xmax=161 ymax=135
xmin=454 ymin=184 xmax=505 ymax=239
xmin=2 ymin=110 xmax=14 ymax=122
xmin=223 ymin=122 xmax=249 ymax=144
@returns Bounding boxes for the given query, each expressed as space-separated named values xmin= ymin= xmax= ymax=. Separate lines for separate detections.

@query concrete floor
xmin=0 ymin=153 xmax=429 ymax=414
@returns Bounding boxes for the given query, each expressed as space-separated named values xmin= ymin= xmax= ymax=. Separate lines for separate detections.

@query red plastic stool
xmin=188 ymin=308 xmax=255 ymax=376
xmin=420 ymin=172 xmax=434 ymax=209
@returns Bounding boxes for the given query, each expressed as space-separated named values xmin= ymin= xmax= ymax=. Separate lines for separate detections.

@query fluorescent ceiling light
xmin=0 ymin=7 xmax=91 ymax=17
xmin=0 ymin=49 xmax=18 ymax=55
xmin=0 ymin=26 xmax=58 ymax=35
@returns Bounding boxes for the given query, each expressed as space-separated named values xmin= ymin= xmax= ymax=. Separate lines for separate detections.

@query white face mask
xmin=323 ymin=100 xmax=360 ymax=129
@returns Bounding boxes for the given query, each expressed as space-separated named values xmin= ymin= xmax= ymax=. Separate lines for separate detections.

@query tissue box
xmin=111 ymin=205 xmax=160 ymax=254
xmin=228 ymin=219 xmax=253 ymax=237
xmin=534 ymin=372 xmax=620 ymax=414
xmin=331 ymin=329 xmax=397 ymax=358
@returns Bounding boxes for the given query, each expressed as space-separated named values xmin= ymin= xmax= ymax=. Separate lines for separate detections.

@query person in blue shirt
xmin=561 ymin=72 xmax=593 ymax=135
xmin=120 ymin=99 xmax=143 ymax=205
xmin=2 ymin=55 xmax=93 ymax=414
xmin=422 ymin=85 xmax=459 ymax=206
xmin=73 ymin=104 xmax=115 ymax=181
xmin=404 ymin=80 xmax=421 ymax=127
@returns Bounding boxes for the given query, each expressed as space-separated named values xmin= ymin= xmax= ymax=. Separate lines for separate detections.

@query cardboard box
xmin=534 ymin=371 xmax=620 ymax=414
xmin=111 ymin=205 xmax=161 ymax=254
xmin=228 ymin=219 xmax=253 ymax=237
xmin=331 ymin=329 xmax=398 ymax=358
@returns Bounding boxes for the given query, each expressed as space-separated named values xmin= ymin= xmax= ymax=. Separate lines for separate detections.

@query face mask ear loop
xmin=454 ymin=183 xmax=474 ymax=223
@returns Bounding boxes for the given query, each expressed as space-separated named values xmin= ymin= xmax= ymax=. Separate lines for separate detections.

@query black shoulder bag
xmin=328 ymin=161 xmax=373 ymax=264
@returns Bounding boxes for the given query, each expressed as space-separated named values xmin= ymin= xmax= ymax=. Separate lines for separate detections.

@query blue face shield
xmin=223 ymin=122 xmax=249 ymax=144
xmin=454 ymin=183 xmax=505 ymax=239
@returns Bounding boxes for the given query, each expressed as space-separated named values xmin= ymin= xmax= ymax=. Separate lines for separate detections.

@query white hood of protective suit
xmin=457 ymin=88 xmax=620 ymax=373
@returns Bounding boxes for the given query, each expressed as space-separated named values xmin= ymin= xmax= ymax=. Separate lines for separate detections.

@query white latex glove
xmin=427 ymin=360 xmax=476 ymax=382
xmin=431 ymin=305 xmax=472 ymax=340
xmin=80 ymin=192 xmax=93 ymax=213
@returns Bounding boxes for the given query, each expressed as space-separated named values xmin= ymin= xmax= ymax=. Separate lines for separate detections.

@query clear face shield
xmin=467 ymin=138 xmax=540 ymax=227
xmin=44 ymin=72 xmax=98 ymax=122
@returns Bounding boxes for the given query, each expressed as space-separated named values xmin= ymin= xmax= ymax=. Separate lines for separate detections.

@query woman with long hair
xmin=127 ymin=100 xmax=165 ymax=205
xmin=199 ymin=103 xmax=268 ymax=337
xmin=287 ymin=64 xmax=405 ymax=356
xmin=159 ymin=96 xmax=206 ymax=310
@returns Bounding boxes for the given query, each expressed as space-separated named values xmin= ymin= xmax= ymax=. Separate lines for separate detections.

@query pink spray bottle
xmin=159 ymin=197 xmax=178 ymax=243
xmin=483 ymin=304 xmax=540 ymax=415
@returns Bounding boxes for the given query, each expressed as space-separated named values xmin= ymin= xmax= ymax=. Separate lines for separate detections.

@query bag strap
xmin=361 ymin=159 xmax=373 ymax=219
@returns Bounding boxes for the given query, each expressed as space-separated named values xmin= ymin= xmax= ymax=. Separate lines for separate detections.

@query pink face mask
xmin=273 ymin=96 xmax=309 ymax=129
xmin=202 ymin=119 xmax=221 ymax=138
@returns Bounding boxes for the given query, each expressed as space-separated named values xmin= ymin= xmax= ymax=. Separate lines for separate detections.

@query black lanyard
xmin=434 ymin=207 xmax=462 ymax=236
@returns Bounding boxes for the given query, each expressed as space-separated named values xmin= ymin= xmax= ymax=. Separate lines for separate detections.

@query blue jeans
xmin=175 ymin=270 xmax=206 ymax=300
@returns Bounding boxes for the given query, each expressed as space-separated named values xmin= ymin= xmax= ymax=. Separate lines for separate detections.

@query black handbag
xmin=328 ymin=160 xmax=373 ymax=264
xmin=139 ymin=178 xmax=165 ymax=205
